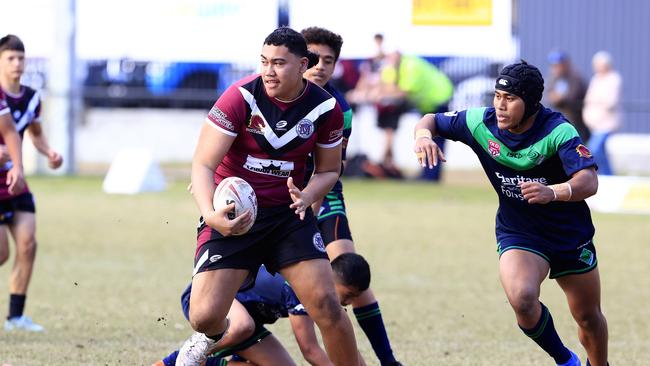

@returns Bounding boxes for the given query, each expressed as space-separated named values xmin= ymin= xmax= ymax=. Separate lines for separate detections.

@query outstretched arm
xmin=413 ymin=113 xmax=446 ymax=169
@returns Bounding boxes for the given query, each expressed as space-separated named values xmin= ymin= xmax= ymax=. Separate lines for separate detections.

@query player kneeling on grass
xmin=155 ymin=253 xmax=370 ymax=366
xmin=413 ymin=60 xmax=608 ymax=366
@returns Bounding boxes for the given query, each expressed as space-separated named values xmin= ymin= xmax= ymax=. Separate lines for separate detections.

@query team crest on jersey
xmin=576 ymin=144 xmax=592 ymax=158
xmin=296 ymin=119 xmax=314 ymax=139
xmin=247 ymin=114 xmax=266 ymax=134
xmin=488 ymin=139 xmax=501 ymax=157
xmin=312 ymin=232 xmax=326 ymax=252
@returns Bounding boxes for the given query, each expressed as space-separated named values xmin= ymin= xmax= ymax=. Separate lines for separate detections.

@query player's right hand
xmin=414 ymin=136 xmax=446 ymax=169
xmin=6 ymin=166 xmax=25 ymax=196
xmin=204 ymin=203 xmax=253 ymax=236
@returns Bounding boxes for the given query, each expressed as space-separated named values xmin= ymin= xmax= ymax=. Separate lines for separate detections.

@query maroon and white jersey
xmin=3 ymin=85 xmax=41 ymax=139
xmin=0 ymin=89 xmax=30 ymax=200
xmin=207 ymin=74 xmax=343 ymax=207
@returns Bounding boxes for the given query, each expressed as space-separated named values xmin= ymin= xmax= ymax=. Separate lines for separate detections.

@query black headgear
xmin=495 ymin=60 xmax=544 ymax=123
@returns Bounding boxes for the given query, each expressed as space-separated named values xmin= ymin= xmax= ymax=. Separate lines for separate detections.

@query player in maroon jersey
xmin=0 ymin=35 xmax=62 ymax=332
xmin=175 ymin=27 xmax=359 ymax=366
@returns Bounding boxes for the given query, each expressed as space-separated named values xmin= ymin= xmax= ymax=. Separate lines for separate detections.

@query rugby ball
xmin=213 ymin=177 xmax=258 ymax=235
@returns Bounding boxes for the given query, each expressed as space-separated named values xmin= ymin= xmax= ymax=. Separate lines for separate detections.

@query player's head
xmin=261 ymin=27 xmax=319 ymax=100
xmin=331 ymin=253 xmax=370 ymax=306
xmin=301 ymin=27 xmax=343 ymax=87
xmin=494 ymin=60 xmax=544 ymax=131
xmin=0 ymin=34 xmax=26 ymax=80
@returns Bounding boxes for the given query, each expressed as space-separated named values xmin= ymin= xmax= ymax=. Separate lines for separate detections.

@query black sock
xmin=206 ymin=330 xmax=226 ymax=343
xmin=8 ymin=294 xmax=26 ymax=320
xmin=586 ymin=360 xmax=609 ymax=366
xmin=519 ymin=302 xmax=571 ymax=364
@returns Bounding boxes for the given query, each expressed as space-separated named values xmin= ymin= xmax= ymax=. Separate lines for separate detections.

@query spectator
xmin=582 ymin=51 xmax=622 ymax=175
xmin=546 ymin=50 xmax=590 ymax=142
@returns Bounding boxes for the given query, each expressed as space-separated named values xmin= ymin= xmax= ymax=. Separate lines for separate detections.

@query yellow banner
xmin=412 ymin=0 xmax=493 ymax=26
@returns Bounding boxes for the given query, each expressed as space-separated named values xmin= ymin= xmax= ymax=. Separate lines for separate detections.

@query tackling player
xmin=156 ymin=253 xmax=371 ymax=366
xmin=301 ymin=26 xmax=401 ymax=366
xmin=413 ymin=61 xmax=608 ymax=366
xmin=177 ymin=27 xmax=359 ymax=366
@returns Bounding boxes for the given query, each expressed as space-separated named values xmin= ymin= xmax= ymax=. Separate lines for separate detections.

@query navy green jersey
xmin=181 ymin=265 xmax=306 ymax=324
xmin=434 ymin=106 xmax=597 ymax=250
xmin=304 ymin=82 xmax=352 ymax=194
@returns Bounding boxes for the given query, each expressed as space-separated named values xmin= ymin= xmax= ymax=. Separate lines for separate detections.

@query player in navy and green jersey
xmin=302 ymin=27 xmax=402 ymax=366
xmin=414 ymin=61 xmax=608 ymax=366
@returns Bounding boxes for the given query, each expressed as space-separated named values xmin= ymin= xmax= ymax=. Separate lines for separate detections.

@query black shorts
xmin=0 ymin=192 xmax=35 ymax=225
xmin=497 ymin=238 xmax=598 ymax=279
xmin=316 ymin=192 xmax=352 ymax=245
xmin=376 ymin=101 xmax=409 ymax=130
xmin=193 ymin=205 xmax=328 ymax=285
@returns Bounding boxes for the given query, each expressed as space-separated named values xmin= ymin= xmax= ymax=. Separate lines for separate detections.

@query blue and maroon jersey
xmin=207 ymin=75 xmax=343 ymax=207
xmin=2 ymin=85 xmax=41 ymax=138
xmin=434 ymin=106 xmax=597 ymax=250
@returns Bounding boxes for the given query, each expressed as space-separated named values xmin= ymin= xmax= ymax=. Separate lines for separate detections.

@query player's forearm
xmin=191 ymin=163 xmax=217 ymax=217
xmin=550 ymin=168 xmax=598 ymax=202
xmin=414 ymin=113 xmax=437 ymax=138
xmin=303 ymin=171 xmax=338 ymax=207
xmin=31 ymin=133 xmax=53 ymax=156
xmin=2 ymin=130 xmax=23 ymax=169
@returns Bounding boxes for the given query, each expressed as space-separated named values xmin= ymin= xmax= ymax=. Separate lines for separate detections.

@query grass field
xmin=0 ymin=175 xmax=648 ymax=365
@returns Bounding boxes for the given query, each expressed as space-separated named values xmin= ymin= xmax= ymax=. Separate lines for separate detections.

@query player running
xmin=177 ymin=27 xmax=358 ymax=366
xmin=413 ymin=61 xmax=608 ymax=366
xmin=301 ymin=27 xmax=402 ymax=366
xmin=156 ymin=253 xmax=371 ymax=366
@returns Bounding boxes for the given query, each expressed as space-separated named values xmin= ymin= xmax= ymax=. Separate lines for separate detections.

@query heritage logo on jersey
xmin=243 ymin=155 xmax=294 ymax=177
xmin=488 ymin=139 xmax=501 ymax=157
xmin=495 ymin=172 xmax=548 ymax=201
xmin=576 ymin=144 xmax=593 ymax=158
xmin=208 ymin=106 xmax=234 ymax=131
xmin=247 ymin=114 xmax=266 ymax=134
xmin=312 ymin=232 xmax=326 ymax=252
xmin=296 ymin=119 xmax=314 ymax=139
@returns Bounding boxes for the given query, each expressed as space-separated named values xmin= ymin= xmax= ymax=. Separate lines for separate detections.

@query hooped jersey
xmin=207 ymin=75 xmax=343 ymax=207
xmin=434 ymin=106 xmax=597 ymax=249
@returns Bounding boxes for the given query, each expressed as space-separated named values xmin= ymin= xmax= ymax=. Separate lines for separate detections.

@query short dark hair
xmin=331 ymin=253 xmax=370 ymax=292
xmin=0 ymin=34 xmax=25 ymax=54
xmin=301 ymin=27 xmax=344 ymax=61
xmin=264 ymin=27 xmax=318 ymax=68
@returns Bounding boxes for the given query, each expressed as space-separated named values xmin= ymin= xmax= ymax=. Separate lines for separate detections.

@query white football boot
xmin=4 ymin=315 xmax=45 ymax=332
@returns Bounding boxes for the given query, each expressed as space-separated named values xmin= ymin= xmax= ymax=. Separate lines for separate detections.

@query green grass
xmin=0 ymin=176 xmax=648 ymax=365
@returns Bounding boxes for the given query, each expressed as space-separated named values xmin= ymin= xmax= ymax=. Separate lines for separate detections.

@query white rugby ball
xmin=213 ymin=177 xmax=258 ymax=235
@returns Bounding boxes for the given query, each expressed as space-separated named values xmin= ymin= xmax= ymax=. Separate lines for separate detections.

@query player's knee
xmin=573 ymin=307 xmax=605 ymax=331
xmin=507 ymin=287 xmax=539 ymax=316
xmin=17 ymin=238 xmax=37 ymax=260
xmin=305 ymin=289 xmax=343 ymax=327
xmin=228 ymin=317 xmax=255 ymax=342
xmin=188 ymin=306 xmax=223 ymax=333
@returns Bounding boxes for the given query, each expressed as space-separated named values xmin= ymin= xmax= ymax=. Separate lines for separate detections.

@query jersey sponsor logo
xmin=506 ymin=151 xmax=523 ymax=158
xmin=243 ymin=155 xmax=294 ymax=177
xmin=329 ymin=128 xmax=343 ymax=141
xmin=247 ymin=114 xmax=266 ymax=134
xmin=296 ymin=119 xmax=315 ymax=139
xmin=209 ymin=254 xmax=222 ymax=263
xmin=526 ymin=149 xmax=545 ymax=165
xmin=488 ymin=139 xmax=501 ymax=157
xmin=208 ymin=106 xmax=235 ymax=131
xmin=275 ymin=120 xmax=288 ymax=130
xmin=312 ymin=232 xmax=326 ymax=252
xmin=495 ymin=172 xmax=548 ymax=201
xmin=576 ymin=144 xmax=593 ymax=158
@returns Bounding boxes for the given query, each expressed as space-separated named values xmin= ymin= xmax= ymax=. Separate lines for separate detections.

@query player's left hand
xmin=287 ymin=177 xmax=312 ymax=220
xmin=519 ymin=181 xmax=554 ymax=204
xmin=47 ymin=150 xmax=63 ymax=169
xmin=6 ymin=166 xmax=25 ymax=196
xmin=414 ymin=135 xmax=446 ymax=169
